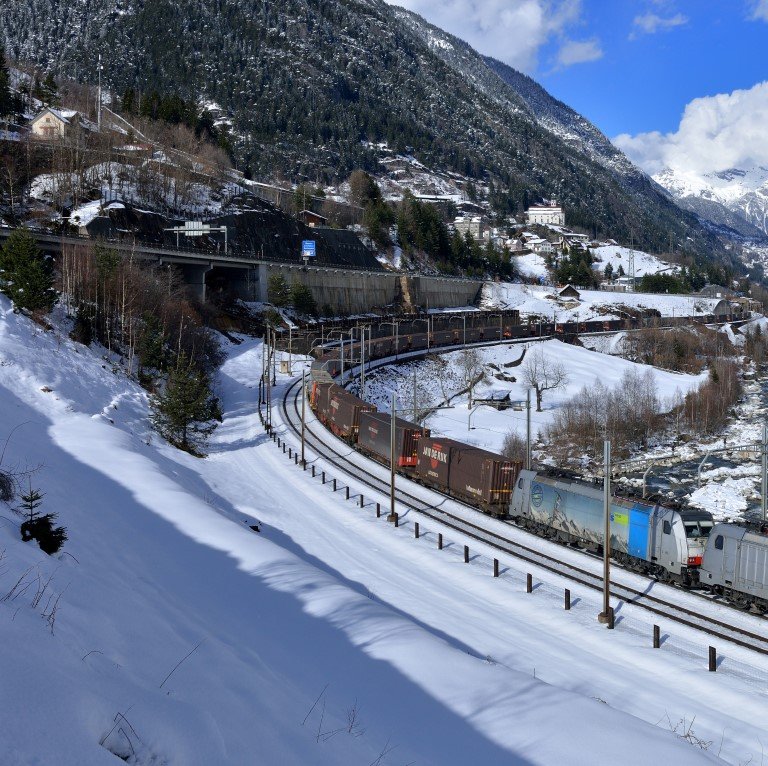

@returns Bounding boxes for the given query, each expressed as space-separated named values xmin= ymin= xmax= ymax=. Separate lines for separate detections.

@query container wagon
xmin=318 ymin=385 xmax=376 ymax=442
xmin=358 ymin=412 xmax=430 ymax=468
xmin=415 ymin=437 xmax=520 ymax=515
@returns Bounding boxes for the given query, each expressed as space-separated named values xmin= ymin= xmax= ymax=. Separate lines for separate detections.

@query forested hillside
xmin=0 ymin=0 xmax=737 ymax=266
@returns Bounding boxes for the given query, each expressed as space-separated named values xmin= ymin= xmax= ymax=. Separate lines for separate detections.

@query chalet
xmin=526 ymin=201 xmax=565 ymax=226
xmin=298 ymin=209 xmax=328 ymax=227
xmin=558 ymin=284 xmax=581 ymax=300
xmin=30 ymin=108 xmax=94 ymax=139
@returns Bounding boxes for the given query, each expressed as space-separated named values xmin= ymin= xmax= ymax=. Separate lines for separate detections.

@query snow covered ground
xmin=482 ymin=282 xmax=722 ymax=321
xmin=512 ymin=252 xmax=550 ymax=281
xmin=360 ymin=339 xmax=707 ymax=457
xmin=590 ymin=245 xmax=678 ymax=278
xmin=2 ymin=298 xmax=767 ymax=764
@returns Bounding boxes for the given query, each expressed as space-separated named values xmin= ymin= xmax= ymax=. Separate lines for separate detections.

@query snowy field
xmin=360 ymin=339 xmax=707 ymax=457
xmin=590 ymin=245 xmax=678 ymax=278
xmin=2 ymin=298 xmax=768 ymax=763
xmin=482 ymin=281 xmax=722 ymax=321
xmin=512 ymin=252 xmax=550 ymax=281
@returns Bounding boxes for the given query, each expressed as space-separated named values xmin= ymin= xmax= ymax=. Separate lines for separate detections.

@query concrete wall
xmin=254 ymin=263 xmax=483 ymax=313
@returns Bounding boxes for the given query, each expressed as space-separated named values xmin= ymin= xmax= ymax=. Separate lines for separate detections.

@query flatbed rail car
xmin=414 ymin=436 xmax=521 ymax=515
xmin=358 ymin=411 xmax=430 ymax=468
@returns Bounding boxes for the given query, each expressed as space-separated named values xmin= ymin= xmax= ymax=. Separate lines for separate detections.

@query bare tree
xmin=401 ymin=368 xmax=434 ymax=425
xmin=523 ymin=347 xmax=568 ymax=412
xmin=456 ymin=347 xmax=485 ymax=407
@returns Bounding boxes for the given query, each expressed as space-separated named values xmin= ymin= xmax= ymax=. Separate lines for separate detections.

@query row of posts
xmin=269 ymin=423 xmax=721 ymax=671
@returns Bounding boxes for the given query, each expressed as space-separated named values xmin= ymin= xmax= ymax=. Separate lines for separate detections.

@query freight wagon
xmin=313 ymin=383 xmax=376 ymax=441
xmin=415 ymin=437 xmax=520 ymax=515
xmin=358 ymin=412 xmax=429 ymax=468
xmin=510 ymin=470 xmax=712 ymax=584
xmin=700 ymin=523 xmax=768 ymax=611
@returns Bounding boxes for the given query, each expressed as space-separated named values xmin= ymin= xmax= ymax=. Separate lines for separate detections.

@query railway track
xmin=274 ymin=374 xmax=768 ymax=657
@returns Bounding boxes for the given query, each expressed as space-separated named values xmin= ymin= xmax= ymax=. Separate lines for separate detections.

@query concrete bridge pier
xmin=177 ymin=262 xmax=213 ymax=302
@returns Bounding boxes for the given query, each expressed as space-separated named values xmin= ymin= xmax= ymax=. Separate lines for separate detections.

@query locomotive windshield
xmin=684 ymin=520 xmax=713 ymax=538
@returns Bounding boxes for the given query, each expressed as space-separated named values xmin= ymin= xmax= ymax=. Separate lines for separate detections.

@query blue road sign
xmin=301 ymin=240 xmax=316 ymax=258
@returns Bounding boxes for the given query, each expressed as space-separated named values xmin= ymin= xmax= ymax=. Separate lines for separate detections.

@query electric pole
xmin=388 ymin=391 xmax=397 ymax=523
xmin=598 ymin=440 xmax=612 ymax=624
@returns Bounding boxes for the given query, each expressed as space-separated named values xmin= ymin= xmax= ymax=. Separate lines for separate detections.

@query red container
xmin=325 ymin=386 xmax=376 ymax=441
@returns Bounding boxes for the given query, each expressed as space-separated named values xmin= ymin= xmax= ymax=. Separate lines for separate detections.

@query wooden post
xmin=359 ymin=495 xmax=364 ymax=508
xmin=438 ymin=533 xmax=443 ymax=550
xmin=376 ymin=502 xmax=381 ymax=518
xmin=332 ymin=479 xmax=337 ymax=491
xmin=493 ymin=559 xmax=499 ymax=578
xmin=526 ymin=573 xmax=532 ymax=593
xmin=312 ymin=465 xmax=316 ymax=478
xmin=463 ymin=545 xmax=469 ymax=563
xmin=709 ymin=646 xmax=717 ymax=672
xmin=394 ymin=513 xmax=399 ymax=527
xmin=288 ymin=447 xmax=292 ymax=459
xmin=564 ymin=589 xmax=571 ymax=610
xmin=653 ymin=625 xmax=660 ymax=649
xmin=607 ymin=607 xmax=615 ymax=630
xmin=345 ymin=486 xmax=349 ymax=500
xmin=321 ymin=471 xmax=326 ymax=484
xmin=415 ymin=522 xmax=420 ymax=539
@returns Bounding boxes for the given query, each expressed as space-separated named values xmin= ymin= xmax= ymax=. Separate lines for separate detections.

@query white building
xmin=30 ymin=108 xmax=95 ymax=139
xmin=526 ymin=202 xmax=565 ymax=226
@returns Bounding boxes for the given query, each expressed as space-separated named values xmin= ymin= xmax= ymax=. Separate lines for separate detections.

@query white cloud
xmin=386 ymin=0 xmax=588 ymax=72
xmin=556 ymin=38 xmax=603 ymax=67
xmin=613 ymin=81 xmax=768 ymax=176
xmin=629 ymin=12 xmax=688 ymax=38
xmin=750 ymin=0 xmax=768 ymax=21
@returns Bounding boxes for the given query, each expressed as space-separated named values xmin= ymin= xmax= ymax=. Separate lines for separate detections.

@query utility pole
xmin=412 ymin=369 xmax=417 ymax=423
xmin=526 ymin=388 xmax=532 ymax=470
xmin=360 ymin=327 xmax=366 ymax=398
xmin=340 ymin=336 xmax=344 ymax=383
xmin=388 ymin=391 xmax=397 ymax=523
xmin=762 ymin=424 xmax=767 ymax=521
xmin=301 ymin=369 xmax=306 ymax=466
xmin=598 ymin=440 xmax=612 ymax=624
xmin=97 ymin=54 xmax=102 ymax=132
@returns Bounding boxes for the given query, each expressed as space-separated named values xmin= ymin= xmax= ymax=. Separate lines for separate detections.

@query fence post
xmin=359 ymin=495 xmax=364 ymax=508
xmin=564 ymin=589 xmax=571 ymax=610
xmin=288 ymin=447 xmax=292 ymax=459
xmin=376 ymin=502 xmax=381 ymax=518
xmin=394 ymin=513 xmax=399 ymax=527
xmin=653 ymin=625 xmax=660 ymax=649
xmin=415 ymin=522 xmax=420 ymax=539
xmin=332 ymin=479 xmax=337 ymax=491
xmin=321 ymin=471 xmax=326 ymax=484
xmin=493 ymin=559 xmax=499 ymax=578
xmin=345 ymin=486 xmax=349 ymax=500
xmin=312 ymin=465 xmax=316 ymax=478
xmin=294 ymin=454 xmax=298 ymax=465
xmin=709 ymin=646 xmax=717 ymax=672
xmin=607 ymin=607 xmax=615 ymax=630
xmin=463 ymin=545 xmax=469 ymax=563
xmin=438 ymin=533 xmax=443 ymax=550
xmin=526 ymin=573 xmax=532 ymax=593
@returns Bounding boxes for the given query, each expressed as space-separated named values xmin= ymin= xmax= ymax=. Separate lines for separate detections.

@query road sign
xmin=183 ymin=221 xmax=211 ymax=237
xmin=301 ymin=240 xmax=316 ymax=259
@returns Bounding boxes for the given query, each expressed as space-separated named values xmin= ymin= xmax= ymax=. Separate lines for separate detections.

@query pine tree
xmin=18 ymin=480 xmax=68 ymax=555
xmin=0 ymin=228 xmax=57 ymax=313
xmin=267 ymin=272 xmax=291 ymax=307
xmin=0 ymin=42 xmax=13 ymax=118
xmin=150 ymin=353 xmax=219 ymax=454
xmin=291 ymin=282 xmax=317 ymax=315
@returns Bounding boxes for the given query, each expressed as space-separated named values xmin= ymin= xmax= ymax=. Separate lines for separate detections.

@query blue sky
xmin=388 ymin=0 xmax=768 ymax=175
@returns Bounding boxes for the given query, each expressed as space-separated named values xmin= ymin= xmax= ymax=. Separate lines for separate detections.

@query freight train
xmin=306 ymin=315 xmax=768 ymax=611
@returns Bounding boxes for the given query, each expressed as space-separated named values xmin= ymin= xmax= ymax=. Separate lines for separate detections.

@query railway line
xmin=272 ymin=369 xmax=768 ymax=658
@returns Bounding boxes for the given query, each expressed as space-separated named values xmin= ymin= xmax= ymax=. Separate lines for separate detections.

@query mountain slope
xmin=655 ymin=165 xmax=768 ymax=240
xmin=0 ymin=0 xmax=735 ymax=265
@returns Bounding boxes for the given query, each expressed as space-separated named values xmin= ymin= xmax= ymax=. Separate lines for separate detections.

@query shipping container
xmin=415 ymin=437 xmax=519 ymax=513
xmin=358 ymin=411 xmax=429 ymax=467
xmin=325 ymin=386 xmax=376 ymax=441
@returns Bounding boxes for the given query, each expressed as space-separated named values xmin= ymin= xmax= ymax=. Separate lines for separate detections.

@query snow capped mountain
xmin=654 ymin=165 xmax=768 ymax=239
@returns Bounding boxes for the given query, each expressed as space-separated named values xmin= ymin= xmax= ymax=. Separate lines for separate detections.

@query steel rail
xmin=276 ymin=375 xmax=768 ymax=656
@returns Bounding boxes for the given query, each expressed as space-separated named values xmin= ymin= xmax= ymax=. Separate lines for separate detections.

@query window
xmin=663 ymin=520 xmax=671 ymax=535
xmin=683 ymin=520 xmax=714 ymax=538
xmin=714 ymin=535 xmax=723 ymax=550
